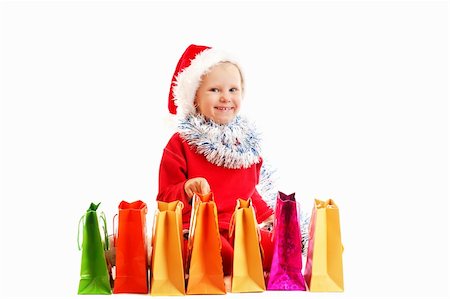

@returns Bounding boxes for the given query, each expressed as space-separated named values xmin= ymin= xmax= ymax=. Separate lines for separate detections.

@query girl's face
xmin=194 ymin=62 xmax=243 ymax=125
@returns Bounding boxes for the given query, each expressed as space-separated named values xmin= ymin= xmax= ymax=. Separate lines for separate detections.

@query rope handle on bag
xmin=228 ymin=199 xmax=240 ymax=239
xmin=187 ymin=194 xmax=200 ymax=252
xmin=77 ymin=212 xmax=109 ymax=251
xmin=171 ymin=200 xmax=184 ymax=237
xmin=227 ymin=199 xmax=242 ymax=238
xmin=112 ymin=213 xmax=118 ymax=247
xmin=99 ymin=211 xmax=109 ymax=251
xmin=185 ymin=194 xmax=199 ymax=274
xmin=251 ymin=203 xmax=265 ymax=261
xmin=212 ymin=202 xmax=222 ymax=252
xmin=246 ymin=199 xmax=262 ymax=243
xmin=176 ymin=201 xmax=184 ymax=243
xmin=77 ymin=215 xmax=85 ymax=251
xmin=246 ymin=199 xmax=264 ymax=260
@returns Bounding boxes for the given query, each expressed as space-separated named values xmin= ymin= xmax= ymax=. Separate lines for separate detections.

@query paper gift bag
xmin=186 ymin=192 xmax=226 ymax=295
xmin=267 ymin=192 xmax=306 ymax=291
xmin=77 ymin=202 xmax=112 ymax=295
xmin=150 ymin=200 xmax=185 ymax=296
xmin=304 ymin=199 xmax=344 ymax=292
xmin=230 ymin=198 xmax=265 ymax=293
xmin=113 ymin=200 xmax=149 ymax=294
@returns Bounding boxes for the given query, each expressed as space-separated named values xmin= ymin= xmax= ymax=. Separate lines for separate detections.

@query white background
xmin=0 ymin=0 xmax=448 ymax=298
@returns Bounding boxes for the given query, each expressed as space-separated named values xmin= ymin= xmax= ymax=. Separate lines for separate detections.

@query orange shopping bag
xmin=150 ymin=200 xmax=185 ymax=296
xmin=186 ymin=192 xmax=226 ymax=295
xmin=113 ymin=200 xmax=149 ymax=294
xmin=304 ymin=199 xmax=344 ymax=292
xmin=229 ymin=198 xmax=265 ymax=293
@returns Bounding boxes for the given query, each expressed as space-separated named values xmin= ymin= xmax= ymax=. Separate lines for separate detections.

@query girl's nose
xmin=220 ymin=93 xmax=231 ymax=102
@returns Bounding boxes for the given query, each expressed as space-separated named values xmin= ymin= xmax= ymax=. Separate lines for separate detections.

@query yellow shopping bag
xmin=186 ymin=192 xmax=226 ymax=295
xmin=150 ymin=201 xmax=185 ymax=296
xmin=304 ymin=199 xmax=344 ymax=292
xmin=229 ymin=198 xmax=265 ymax=293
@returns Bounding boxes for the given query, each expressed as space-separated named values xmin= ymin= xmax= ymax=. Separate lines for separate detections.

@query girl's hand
xmin=184 ymin=177 xmax=211 ymax=198
xmin=259 ymin=214 xmax=274 ymax=231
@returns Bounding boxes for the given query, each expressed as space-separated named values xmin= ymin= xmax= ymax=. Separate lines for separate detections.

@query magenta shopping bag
xmin=267 ymin=191 xmax=306 ymax=290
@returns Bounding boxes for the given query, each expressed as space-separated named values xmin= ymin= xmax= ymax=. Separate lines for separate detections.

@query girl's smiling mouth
xmin=215 ymin=107 xmax=234 ymax=111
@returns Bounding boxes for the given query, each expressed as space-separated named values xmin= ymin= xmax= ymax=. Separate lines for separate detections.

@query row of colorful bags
xmin=77 ymin=191 xmax=344 ymax=295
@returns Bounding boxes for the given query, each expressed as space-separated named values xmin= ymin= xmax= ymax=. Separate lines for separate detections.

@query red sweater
xmin=157 ymin=132 xmax=273 ymax=230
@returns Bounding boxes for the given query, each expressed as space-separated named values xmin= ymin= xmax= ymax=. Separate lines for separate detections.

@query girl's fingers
xmin=185 ymin=177 xmax=211 ymax=198
xmin=200 ymin=179 xmax=210 ymax=194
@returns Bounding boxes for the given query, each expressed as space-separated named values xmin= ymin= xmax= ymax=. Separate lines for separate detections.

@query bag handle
xmin=228 ymin=200 xmax=240 ymax=239
xmin=211 ymin=200 xmax=222 ymax=252
xmin=251 ymin=205 xmax=265 ymax=261
xmin=77 ymin=215 xmax=85 ymax=250
xmin=252 ymin=207 xmax=262 ymax=244
xmin=99 ymin=211 xmax=109 ymax=250
xmin=187 ymin=194 xmax=200 ymax=252
xmin=175 ymin=201 xmax=184 ymax=242
xmin=112 ymin=213 xmax=118 ymax=247
xmin=247 ymin=199 xmax=263 ymax=260
xmin=185 ymin=195 xmax=199 ymax=274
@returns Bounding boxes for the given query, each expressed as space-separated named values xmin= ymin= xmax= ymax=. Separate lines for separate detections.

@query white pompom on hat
xmin=168 ymin=44 xmax=244 ymax=117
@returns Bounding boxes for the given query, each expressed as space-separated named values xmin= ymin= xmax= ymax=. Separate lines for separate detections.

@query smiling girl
xmin=157 ymin=44 xmax=274 ymax=280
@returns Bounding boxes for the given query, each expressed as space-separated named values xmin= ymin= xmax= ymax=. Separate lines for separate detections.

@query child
xmin=157 ymin=44 xmax=275 ymax=278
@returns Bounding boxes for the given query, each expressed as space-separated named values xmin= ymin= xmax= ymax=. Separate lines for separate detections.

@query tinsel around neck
xmin=178 ymin=114 xmax=262 ymax=169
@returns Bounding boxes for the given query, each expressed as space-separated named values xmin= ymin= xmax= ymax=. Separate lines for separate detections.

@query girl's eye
xmin=230 ymin=88 xmax=238 ymax=92
xmin=210 ymin=88 xmax=220 ymax=92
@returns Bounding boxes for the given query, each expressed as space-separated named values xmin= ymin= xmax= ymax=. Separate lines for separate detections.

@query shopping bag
xmin=113 ymin=200 xmax=149 ymax=294
xmin=186 ymin=192 xmax=226 ymax=295
xmin=304 ymin=199 xmax=344 ymax=292
xmin=229 ymin=198 xmax=265 ymax=293
xmin=267 ymin=191 xmax=306 ymax=290
xmin=77 ymin=202 xmax=112 ymax=295
xmin=150 ymin=200 xmax=185 ymax=296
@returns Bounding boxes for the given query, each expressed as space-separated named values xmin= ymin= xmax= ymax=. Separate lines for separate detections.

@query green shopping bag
xmin=77 ymin=202 xmax=112 ymax=294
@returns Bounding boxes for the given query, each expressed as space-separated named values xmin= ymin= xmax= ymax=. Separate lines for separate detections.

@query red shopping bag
xmin=113 ymin=200 xmax=149 ymax=294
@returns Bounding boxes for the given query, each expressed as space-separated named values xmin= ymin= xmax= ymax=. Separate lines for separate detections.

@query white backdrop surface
xmin=0 ymin=1 xmax=448 ymax=298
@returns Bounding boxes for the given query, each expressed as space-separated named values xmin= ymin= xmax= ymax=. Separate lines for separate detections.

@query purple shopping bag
xmin=267 ymin=191 xmax=306 ymax=290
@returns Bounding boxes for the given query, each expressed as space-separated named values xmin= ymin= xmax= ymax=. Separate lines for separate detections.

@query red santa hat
xmin=168 ymin=44 xmax=243 ymax=116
